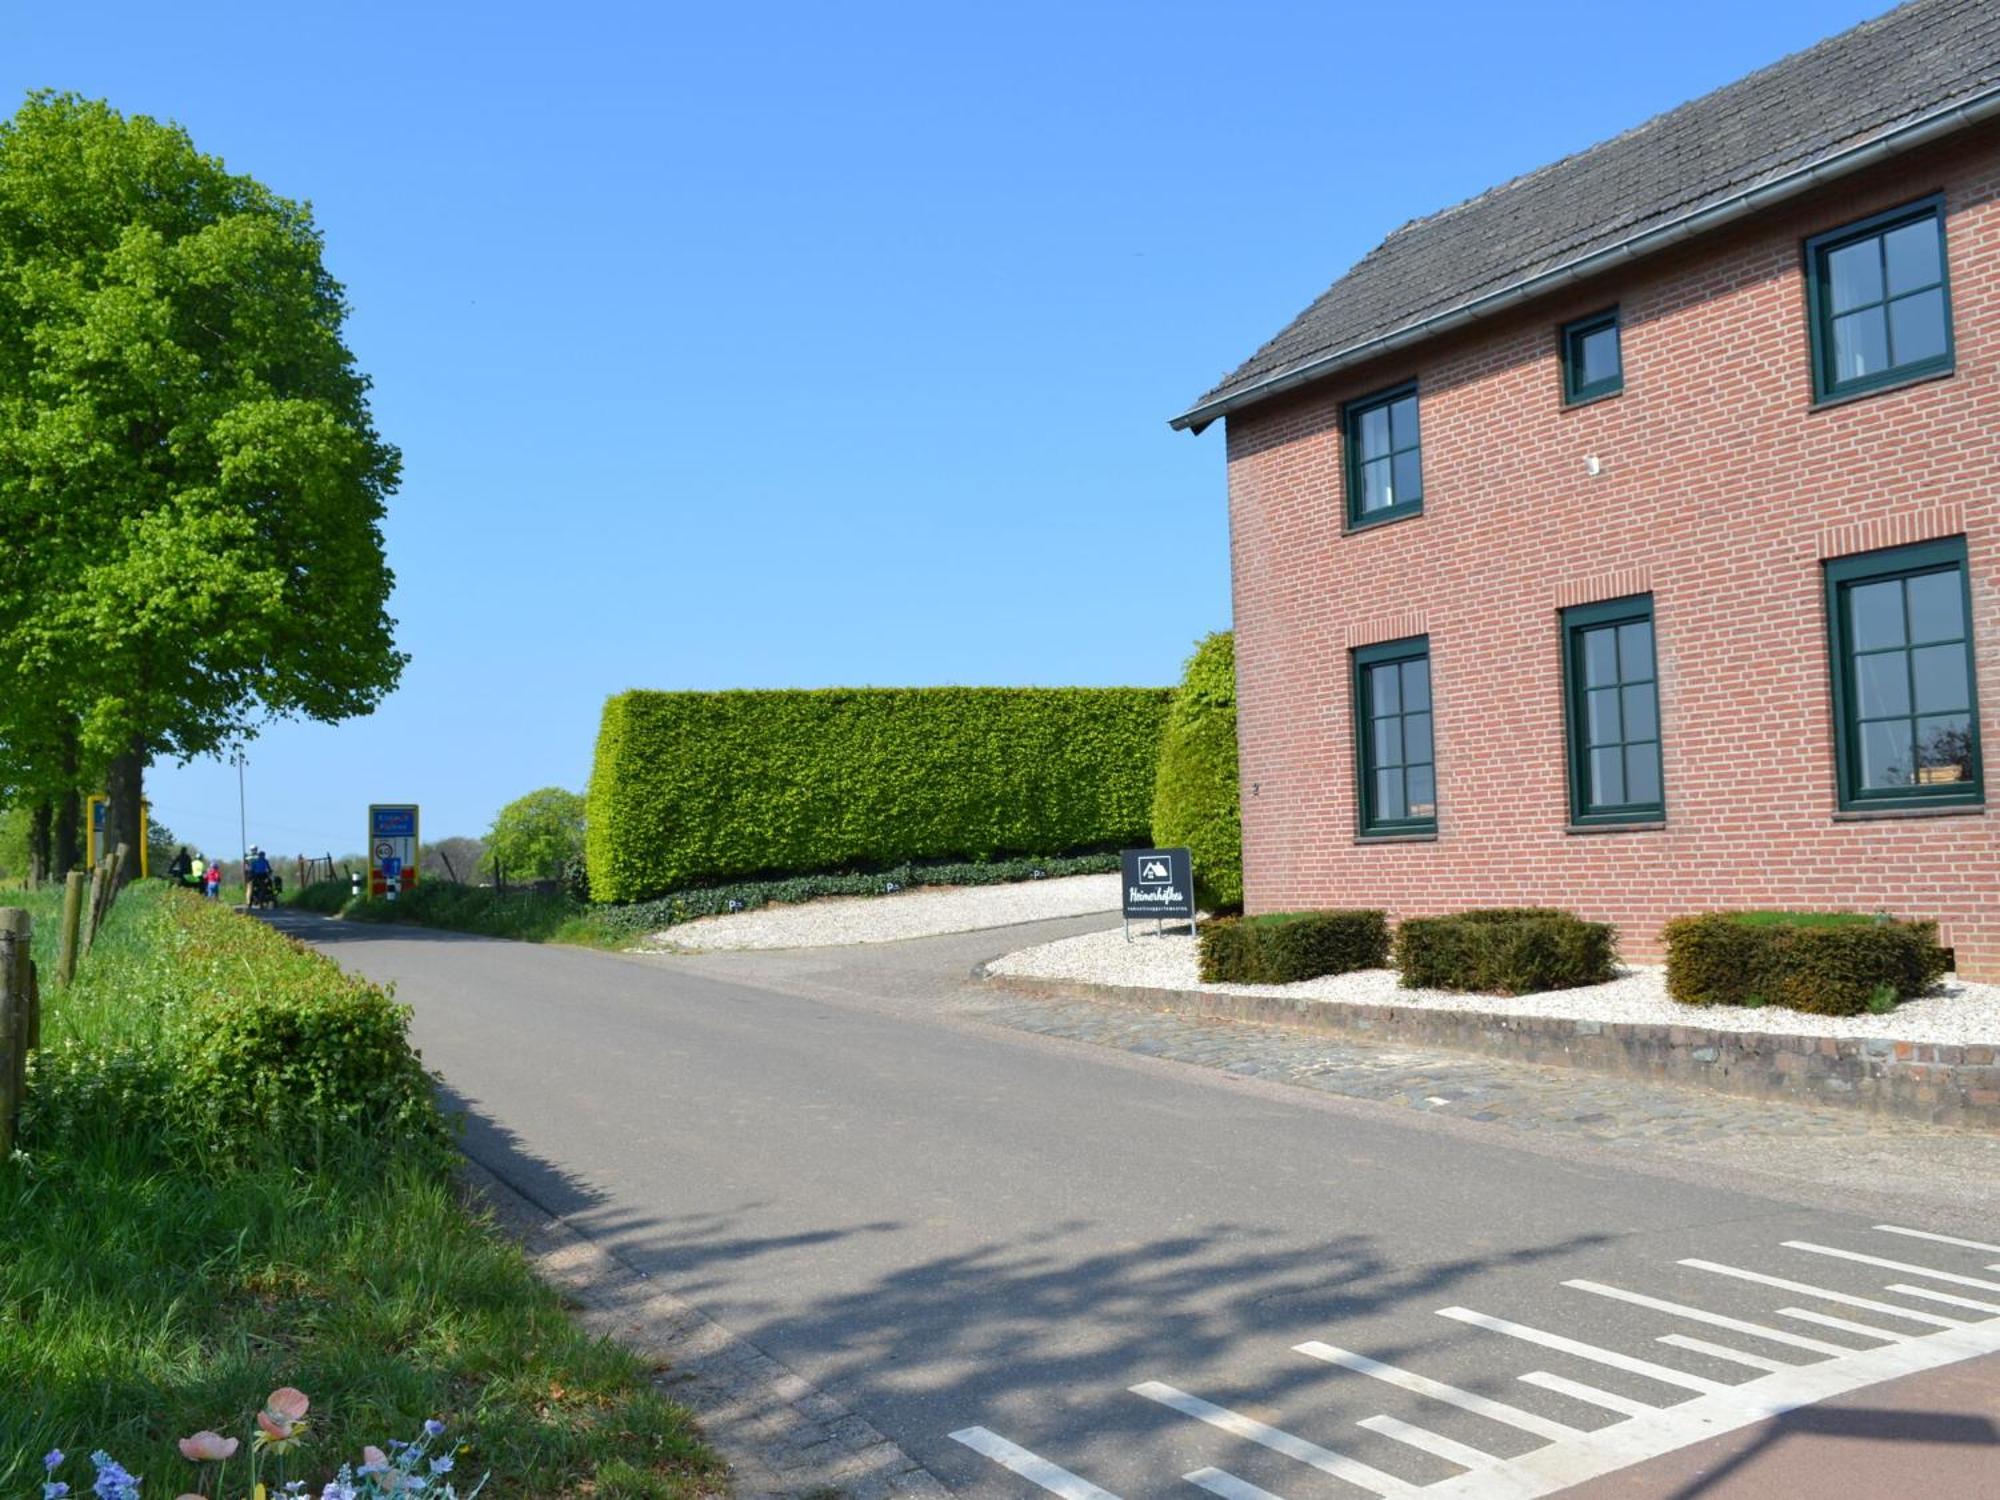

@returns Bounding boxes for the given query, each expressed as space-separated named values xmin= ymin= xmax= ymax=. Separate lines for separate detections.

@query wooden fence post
xmin=81 ymin=857 xmax=107 ymax=956
xmin=57 ymin=869 xmax=85 ymax=986
xmin=0 ymin=907 xmax=28 ymax=1156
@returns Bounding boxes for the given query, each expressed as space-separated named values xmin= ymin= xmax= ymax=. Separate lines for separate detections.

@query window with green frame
xmin=1825 ymin=537 xmax=1983 ymax=812
xmin=1805 ymin=196 xmax=1953 ymax=403
xmin=1353 ymin=636 xmax=1435 ymax=836
xmin=1560 ymin=308 xmax=1622 ymax=405
xmin=1344 ymin=382 xmax=1421 ymax=527
xmin=1561 ymin=596 xmax=1662 ymax=825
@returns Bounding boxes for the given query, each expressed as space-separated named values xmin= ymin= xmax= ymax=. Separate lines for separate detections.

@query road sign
xmin=1120 ymin=846 xmax=1195 ymax=936
xmin=86 ymin=794 xmax=151 ymax=877
xmin=367 ymin=804 xmax=420 ymax=899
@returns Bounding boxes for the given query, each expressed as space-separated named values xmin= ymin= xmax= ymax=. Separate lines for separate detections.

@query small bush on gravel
xmin=1394 ymin=908 xmax=1617 ymax=995
xmin=1664 ymin=911 xmax=1949 ymax=1016
xmin=1198 ymin=910 xmax=1390 ymax=984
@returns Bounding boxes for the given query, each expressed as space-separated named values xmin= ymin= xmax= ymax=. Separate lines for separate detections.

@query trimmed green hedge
xmin=1152 ymin=631 xmax=1243 ymax=913
xmin=1394 ymin=908 xmax=1617 ymax=994
xmin=587 ymin=687 xmax=1171 ymax=902
xmin=1664 ymin=911 xmax=1950 ymax=1016
xmin=1199 ymin=910 xmax=1389 ymax=984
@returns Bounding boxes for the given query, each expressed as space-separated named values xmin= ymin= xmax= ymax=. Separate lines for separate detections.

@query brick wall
xmin=1224 ymin=123 xmax=2000 ymax=977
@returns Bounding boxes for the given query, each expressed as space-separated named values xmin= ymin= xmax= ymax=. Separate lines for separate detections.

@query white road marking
xmin=1563 ymin=1278 xmax=1849 ymax=1356
xmin=1354 ymin=1414 xmax=1493 ymax=1472
xmin=1420 ymin=1316 xmax=2000 ymax=1498
xmin=948 ymin=1427 xmax=1121 ymax=1500
xmin=1182 ymin=1467 xmax=1281 ymax=1500
xmin=1887 ymin=1283 xmax=2000 ymax=1316
xmin=1875 ymin=1223 xmax=2000 ymax=1255
xmin=1680 ymin=1259 xmax=1967 ymax=1328
xmin=1784 ymin=1240 xmax=2000 ymax=1294
xmin=1437 ymin=1307 xmax=1730 ymax=1395
xmin=1129 ymin=1382 xmax=1419 ymax=1496
xmin=1518 ymin=1371 xmax=1660 ymax=1419
xmin=1293 ymin=1341 xmax=1583 ymax=1443
xmin=1776 ymin=1307 xmax=1913 ymax=1343
xmin=1655 ymin=1334 xmax=1792 ymax=1373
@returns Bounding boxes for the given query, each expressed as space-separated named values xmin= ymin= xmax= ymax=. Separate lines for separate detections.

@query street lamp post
xmin=235 ymin=750 xmax=248 ymax=882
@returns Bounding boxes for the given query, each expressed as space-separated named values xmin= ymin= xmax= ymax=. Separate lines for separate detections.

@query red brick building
xmin=1173 ymin=0 xmax=2000 ymax=977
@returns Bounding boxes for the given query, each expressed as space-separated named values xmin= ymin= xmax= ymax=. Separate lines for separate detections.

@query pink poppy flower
xmin=178 ymin=1432 xmax=240 ymax=1462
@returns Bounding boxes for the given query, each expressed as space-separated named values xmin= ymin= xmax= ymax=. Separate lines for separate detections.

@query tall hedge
xmin=586 ymin=687 xmax=1172 ymax=902
xmin=1151 ymin=631 xmax=1242 ymax=911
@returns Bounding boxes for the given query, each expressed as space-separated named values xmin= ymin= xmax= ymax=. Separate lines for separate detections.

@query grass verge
xmin=3 ymin=882 xmax=722 ymax=1498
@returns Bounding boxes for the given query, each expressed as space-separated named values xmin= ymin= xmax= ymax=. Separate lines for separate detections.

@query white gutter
xmin=1171 ymin=85 xmax=2000 ymax=434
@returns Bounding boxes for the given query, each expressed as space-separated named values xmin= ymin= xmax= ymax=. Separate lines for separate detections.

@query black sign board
xmin=1120 ymin=846 xmax=1195 ymax=924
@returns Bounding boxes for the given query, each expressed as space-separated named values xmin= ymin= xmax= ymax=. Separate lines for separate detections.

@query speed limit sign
xmin=374 ymin=840 xmax=394 ymax=861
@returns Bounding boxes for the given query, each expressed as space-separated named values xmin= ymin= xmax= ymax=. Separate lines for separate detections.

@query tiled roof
xmin=1179 ymin=0 xmax=2000 ymax=429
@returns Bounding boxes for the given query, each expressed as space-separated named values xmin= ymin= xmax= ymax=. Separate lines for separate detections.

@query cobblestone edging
xmin=978 ymin=971 xmax=2000 ymax=1131
xmin=460 ymin=1158 xmax=951 ymax=1500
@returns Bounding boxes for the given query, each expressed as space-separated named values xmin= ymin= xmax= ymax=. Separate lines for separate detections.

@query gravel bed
xmin=645 ymin=873 xmax=1119 ymax=951
xmin=987 ymin=927 xmax=2000 ymax=1046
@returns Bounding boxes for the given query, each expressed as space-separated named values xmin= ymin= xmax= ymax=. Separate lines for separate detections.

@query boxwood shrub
xmin=1198 ymin=910 xmax=1390 ymax=984
xmin=1664 ymin=911 xmax=1950 ymax=1017
xmin=1152 ymin=631 xmax=1243 ymax=913
xmin=587 ymin=687 xmax=1172 ymax=902
xmin=1394 ymin=907 xmax=1618 ymax=994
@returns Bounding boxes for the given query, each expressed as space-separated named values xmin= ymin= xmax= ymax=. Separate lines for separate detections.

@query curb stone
xmin=458 ymin=1157 xmax=952 ymax=1500
xmin=974 ymin=967 xmax=2000 ymax=1131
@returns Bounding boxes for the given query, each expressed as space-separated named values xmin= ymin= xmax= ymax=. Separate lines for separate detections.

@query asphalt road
xmin=273 ymin=913 xmax=2000 ymax=1498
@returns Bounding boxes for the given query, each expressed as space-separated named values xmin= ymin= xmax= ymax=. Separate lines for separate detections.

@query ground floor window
xmin=1353 ymin=636 xmax=1435 ymax=836
xmin=1826 ymin=537 xmax=1983 ymax=811
xmin=1562 ymin=595 xmax=1662 ymax=825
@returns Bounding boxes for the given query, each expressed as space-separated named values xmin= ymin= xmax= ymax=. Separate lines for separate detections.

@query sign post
xmin=1119 ymin=847 xmax=1196 ymax=941
xmin=85 ymin=796 xmax=150 ymax=878
xmin=367 ymin=804 xmax=420 ymax=901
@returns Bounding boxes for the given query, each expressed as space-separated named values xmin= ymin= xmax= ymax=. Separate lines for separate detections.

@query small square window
xmin=1560 ymin=308 xmax=1622 ymax=405
xmin=1806 ymin=198 xmax=1954 ymax=404
xmin=1344 ymin=382 xmax=1422 ymax=528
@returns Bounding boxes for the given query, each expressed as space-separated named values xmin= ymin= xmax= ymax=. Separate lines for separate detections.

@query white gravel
xmin=645 ymin=873 xmax=1120 ymax=952
xmin=987 ymin=927 xmax=2000 ymax=1047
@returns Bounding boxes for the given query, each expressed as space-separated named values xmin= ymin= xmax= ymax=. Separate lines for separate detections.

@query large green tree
xmin=485 ymin=788 xmax=587 ymax=883
xmin=0 ymin=92 xmax=405 ymax=877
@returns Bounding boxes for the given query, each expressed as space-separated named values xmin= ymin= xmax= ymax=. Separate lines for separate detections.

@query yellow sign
xmin=85 ymin=795 xmax=151 ymax=877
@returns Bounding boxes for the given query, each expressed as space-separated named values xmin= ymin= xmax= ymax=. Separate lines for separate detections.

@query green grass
xmin=1727 ymin=910 xmax=1886 ymax=929
xmin=2 ymin=883 xmax=721 ymax=1498
xmin=286 ymin=850 xmax=1124 ymax=949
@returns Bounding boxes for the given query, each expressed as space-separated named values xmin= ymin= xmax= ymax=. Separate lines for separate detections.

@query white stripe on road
xmin=1355 ymin=1414 xmax=1494 ymax=1472
xmin=1776 ymin=1307 xmax=1913 ymax=1343
xmin=1130 ymin=1382 xmax=1419 ymax=1496
xmin=1182 ymin=1467 xmax=1282 ymax=1500
xmin=1517 ymin=1371 xmax=1659 ymax=1419
xmin=1784 ymin=1240 xmax=2000 ymax=1294
xmin=1293 ymin=1341 xmax=1582 ymax=1443
xmin=947 ymin=1428 xmax=1120 ymax=1500
xmin=1437 ymin=1308 xmax=1729 ymax=1395
xmin=1680 ymin=1260 xmax=1967 ymax=1329
xmin=1563 ymin=1279 xmax=1849 ymax=1356
xmin=1886 ymin=1283 xmax=2000 ymax=1316
xmin=1875 ymin=1223 xmax=2000 ymax=1255
xmin=1655 ymin=1335 xmax=1792 ymax=1374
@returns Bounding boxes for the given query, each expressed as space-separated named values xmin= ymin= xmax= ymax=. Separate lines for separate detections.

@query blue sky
xmin=4 ymin=0 xmax=1889 ymax=860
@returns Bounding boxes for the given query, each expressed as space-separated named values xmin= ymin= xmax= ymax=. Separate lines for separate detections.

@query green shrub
xmin=1665 ymin=911 xmax=1950 ymax=1016
xmin=1152 ymin=631 xmax=1243 ymax=913
xmin=1394 ymin=908 xmax=1618 ymax=994
xmin=283 ymin=876 xmax=355 ymax=913
xmin=586 ymin=687 xmax=1171 ymax=901
xmin=1198 ymin=910 xmax=1390 ymax=984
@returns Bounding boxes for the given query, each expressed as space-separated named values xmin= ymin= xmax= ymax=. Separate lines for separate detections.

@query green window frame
xmin=1560 ymin=307 xmax=1623 ymax=406
xmin=1344 ymin=381 xmax=1422 ymax=528
xmin=1561 ymin=596 xmax=1663 ymax=826
xmin=1825 ymin=537 xmax=1983 ymax=813
xmin=1805 ymin=196 xmax=1954 ymax=404
xmin=1353 ymin=636 xmax=1436 ymax=836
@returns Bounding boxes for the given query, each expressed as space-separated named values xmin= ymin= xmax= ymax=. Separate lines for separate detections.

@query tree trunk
xmin=52 ymin=790 xmax=82 ymax=877
xmin=27 ymin=802 xmax=52 ymax=886
xmin=104 ymin=740 xmax=146 ymax=891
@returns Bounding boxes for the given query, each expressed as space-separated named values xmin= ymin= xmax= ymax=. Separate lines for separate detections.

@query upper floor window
xmin=1825 ymin=537 xmax=1983 ymax=812
xmin=1562 ymin=595 xmax=1662 ymax=826
xmin=1561 ymin=308 xmax=1622 ymax=405
xmin=1354 ymin=636 xmax=1435 ymax=836
xmin=1805 ymin=197 xmax=1953 ymax=404
xmin=1344 ymin=382 xmax=1422 ymax=527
